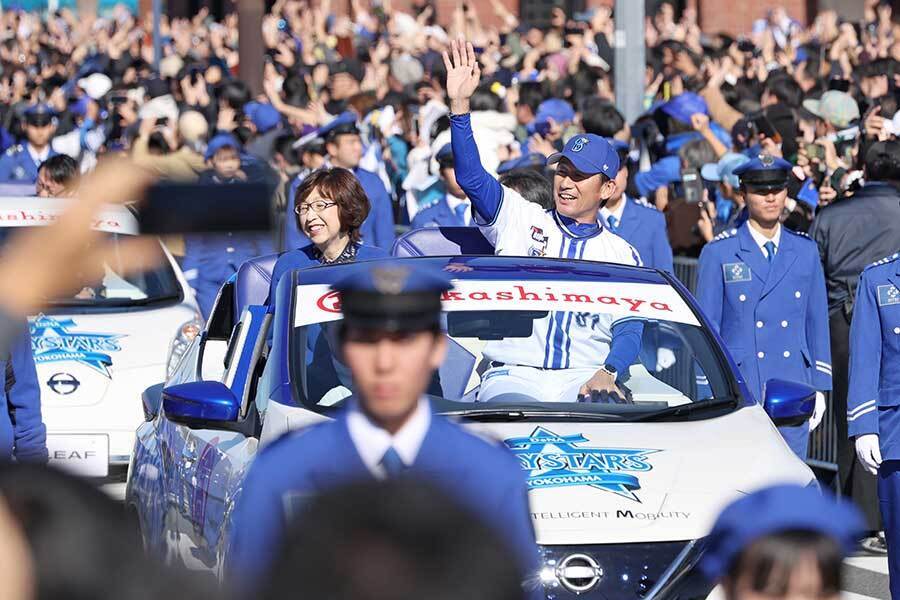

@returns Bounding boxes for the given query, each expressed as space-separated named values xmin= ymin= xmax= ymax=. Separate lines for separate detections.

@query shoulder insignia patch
xmin=712 ymin=228 xmax=737 ymax=242
xmin=632 ymin=197 xmax=658 ymax=211
xmin=867 ymin=252 xmax=900 ymax=270
xmin=4 ymin=145 xmax=20 ymax=157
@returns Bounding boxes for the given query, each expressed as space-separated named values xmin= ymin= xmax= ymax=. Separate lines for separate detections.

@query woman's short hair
xmin=294 ymin=168 xmax=371 ymax=244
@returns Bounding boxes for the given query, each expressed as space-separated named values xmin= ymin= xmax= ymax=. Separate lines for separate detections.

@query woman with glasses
xmin=267 ymin=168 xmax=388 ymax=308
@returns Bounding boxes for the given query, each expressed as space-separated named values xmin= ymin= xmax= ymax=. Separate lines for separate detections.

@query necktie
xmin=380 ymin=446 xmax=406 ymax=477
xmin=607 ymin=215 xmax=618 ymax=233
xmin=454 ymin=202 xmax=468 ymax=226
xmin=764 ymin=240 xmax=777 ymax=263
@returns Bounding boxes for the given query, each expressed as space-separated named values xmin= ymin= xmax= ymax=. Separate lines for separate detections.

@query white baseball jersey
xmin=477 ymin=185 xmax=643 ymax=370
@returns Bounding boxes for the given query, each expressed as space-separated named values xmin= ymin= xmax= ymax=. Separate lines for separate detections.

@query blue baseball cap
xmin=733 ymin=153 xmax=793 ymax=190
xmin=527 ymin=98 xmax=575 ymax=134
xmin=547 ymin=134 xmax=619 ymax=179
xmin=496 ymin=152 xmax=547 ymax=174
xmin=318 ymin=111 xmax=359 ymax=141
xmin=331 ymin=261 xmax=453 ymax=332
xmin=660 ymin=92 xmax=708 ymax=125
xmin=699 ymin=485 xmax=864 ymax=583
xmin=205 ymin=133 xmax=241 ymax=160
xmin=701 ymin=152 xmax=751 ymax=189
xmin=243 ymin=101 xmax=282 ymax=134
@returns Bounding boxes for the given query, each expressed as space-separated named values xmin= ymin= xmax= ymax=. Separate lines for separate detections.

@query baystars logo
xmin=30 ymin=315 xmax=125 ymax=378
xmin=571 ymin=137 xmax=588 ymax=152
xmin=504 ymin=426 xmax=659 ymax=502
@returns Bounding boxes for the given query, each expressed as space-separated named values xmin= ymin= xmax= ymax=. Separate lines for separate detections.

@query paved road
xmin=845 ymin=555 xmax=891 ymax=599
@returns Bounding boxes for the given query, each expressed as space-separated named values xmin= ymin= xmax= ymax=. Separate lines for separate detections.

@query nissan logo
xmin=47 ymin=372 xmax=80 ymax=395
xmin=556 ymin=553 xmax=603 ymax=594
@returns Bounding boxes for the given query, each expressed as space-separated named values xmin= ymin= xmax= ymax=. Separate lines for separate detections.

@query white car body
xmin=0 ymin=198 xmax=201 ymax=485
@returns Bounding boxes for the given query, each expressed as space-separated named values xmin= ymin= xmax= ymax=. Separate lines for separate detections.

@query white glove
xmin=655 ymin=347 xmax=676 ymax=371
xmin=855 ymin=434 xmax=883 ymax=476
xmin=809 ymin=391 xmax=826 ymax=431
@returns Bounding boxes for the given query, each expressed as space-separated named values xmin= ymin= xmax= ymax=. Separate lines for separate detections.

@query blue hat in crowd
xmin=205 ymin=133 xmax=242 ymax=161
xmin=733 ymin=153 xmax=793 ymax=190
xmin=527 ymin=98 xmax=575 ymax=134
xmin=435 ymin=143 xmax=454 ymax=169
xmin=496 ymin=152 xmax=547 ymax=174
xmin=547 ymin=134 xmax=619 ymax=179
xmin=661 ymin=92 xmax=708 ymax=125
xmin=701 ymin=152 xmax=751 ymax=189
xmin=24 ymin=103 xmax=57 ymax=125
xmin=331 ymin=261 xmax=453 ymax=332
xmin=318 ymin=111 xmax=359 ymax=141
xmin=243 ymin=102 xmax=282 ymax=134
xmin=699 ymin=485 xmax=864 ymax=583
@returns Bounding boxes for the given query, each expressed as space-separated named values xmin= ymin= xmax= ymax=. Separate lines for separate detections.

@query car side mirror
xmin=763 ymin=379 xmax=815 ymax=427
xmin=162 ymin=381 xmax=240 ymax=425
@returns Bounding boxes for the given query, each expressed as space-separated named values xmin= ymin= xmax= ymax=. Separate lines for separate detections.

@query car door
xmin=165 ymin=304 xmax=270 ymax=573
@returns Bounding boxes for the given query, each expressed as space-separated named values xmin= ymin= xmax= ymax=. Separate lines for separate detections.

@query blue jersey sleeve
xmin=634 ymin=156 xmax=681 ymax=199
xmin=449 ymin=113 xmax=503 ymax=223
xmin=7 ymin=325 xmax=47 ymax=462
xmin=606 ymin=320 xmax=644 ymax=375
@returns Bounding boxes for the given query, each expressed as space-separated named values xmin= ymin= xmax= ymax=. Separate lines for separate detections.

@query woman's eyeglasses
xmin=295 ymin=200 xmax=337 ymax=215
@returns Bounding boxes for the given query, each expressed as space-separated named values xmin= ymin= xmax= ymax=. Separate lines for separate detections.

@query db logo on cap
xmin=571 ymin=137 xmax=588 ymax=152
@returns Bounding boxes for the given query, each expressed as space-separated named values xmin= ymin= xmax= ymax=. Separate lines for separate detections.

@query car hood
xmin=464 ymin=405 xmax=814 ymax=546
xmin=30 ymin=306 xmax=197 ymax=409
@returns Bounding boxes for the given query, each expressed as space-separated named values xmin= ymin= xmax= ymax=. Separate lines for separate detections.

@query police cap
xmin=24 ymin=103 xmax=57 ymax=127
xmin=699 ymin=484 xmax=864 ymax=583
xmin=318 ymin=111 xmax=359 ymax=142
xmin=733 ymin=153 xmax=792 ymax=192
xmin=331 ymin=262 xmax=453 ymax=332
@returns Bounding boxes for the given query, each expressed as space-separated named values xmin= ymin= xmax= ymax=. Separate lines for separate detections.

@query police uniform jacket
xmin=847 ymin=252 xmax=900 ymax=460
xmin=228 ymin=406 xmax=537 ymax=589
xmin=605 ymin=197 xmax=674 ymax=273
xmin=697 ymin=223 xmax=832 ymax=402
xmin=0 ymin=324 xmax=47 ymax=462
xmin=0 ymin=144 xmax=58 ymax=184
xmin=283 ymin=167 xmax=396 ymax=252
xmin=410 ymin=195 xmax=471 ymax=230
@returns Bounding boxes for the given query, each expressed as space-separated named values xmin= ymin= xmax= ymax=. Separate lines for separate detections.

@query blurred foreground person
xmin=262 ymin=479 xmax=526 ymax=600
xmin=229 ymin=262 xmax=538 ymax=594
xmin=700 ymin=485 xmax=863 ymax=600
xmin=0 ymin=463 xmax=217 ymax=600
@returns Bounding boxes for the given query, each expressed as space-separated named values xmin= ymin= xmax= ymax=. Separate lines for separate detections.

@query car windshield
xmin=290 ymin=276 xmax=736 ymax=419
xmin=0 ymin=228 xmax=181 ymax=308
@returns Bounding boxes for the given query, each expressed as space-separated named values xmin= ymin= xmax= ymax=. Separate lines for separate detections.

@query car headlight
xmin=166 ymin=316 xmax=203 ymax=378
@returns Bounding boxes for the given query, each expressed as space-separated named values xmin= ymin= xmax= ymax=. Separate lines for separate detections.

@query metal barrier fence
xmin=672 ymin=256 xmax=838 ymax=472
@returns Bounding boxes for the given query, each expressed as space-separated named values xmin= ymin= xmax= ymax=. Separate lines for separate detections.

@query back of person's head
xmin=261 ymin=478 xmax=526 ymax=600
xmin=500 ymin=169 xmax=554 ymax=210
xmin=517 ymin=81 xmax=544 ymax=115
xmin=0 ymin=464 xmax=216 ymax=600
xmin=217 ymin=80 xmax=252 ymax=110
xmin=273 ymin=133 xmax=300 ymax=167
xmin=470 ymin=85 xmax=503 ymax=113
xmin=865 ymin=140 xmax=900 ymax=184
xmin=581 ymin=97 xmax=626 ymax=138
xmin=679 ymin=138 xmax=717 ymax=172
xmin=765 ymin=73 xmax=803 ymax=108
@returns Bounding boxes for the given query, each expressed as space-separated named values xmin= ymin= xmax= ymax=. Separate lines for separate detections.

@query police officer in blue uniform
xmin=696 ymin=154 xmax=831 ymax=458
xmin=0 ymin=324 xmax=47 ymax=462
xmin=0 ymin=104 xmax=59 ymax=184
xmin=847 ymin=250 xmax=900 ymax=597
xmin=410 ymin=144 xmax=474 ymax=229
xmin=283 ymin=112 xmax=395 ymax=251
xmin=228 ymin=262 xmax=538 ymax=592
xmin=600 ymin=139 xmax=674 ymax=273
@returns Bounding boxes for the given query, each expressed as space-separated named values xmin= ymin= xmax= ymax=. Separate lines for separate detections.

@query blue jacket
xmin=411 ymin=195 xmax=471 ymax=229
xmin=1 ymin=324 xmax=47 ymax=462
xmin=604 ymin=198 xmax=674 ymax=272
xmin=0 ymin=144 xmax=59 ymax=184
xmin=266 ymin=243 xmax=389 ymax=307
xmin=283 ymin=167 xmax=395 ymax=252
xmin=697 ymin=223 xmax=831 ymax=456
xmin=847 ymin=252 xmax=900 ymax=460
xmin=228 ymin=408 xmax=538 ymax=588
xmin=183 ymin=233 xmax=275 ymax=319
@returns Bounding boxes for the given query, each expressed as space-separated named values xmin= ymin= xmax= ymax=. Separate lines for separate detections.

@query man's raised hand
xmin=442 ymin=36 xmax=482 ymax=115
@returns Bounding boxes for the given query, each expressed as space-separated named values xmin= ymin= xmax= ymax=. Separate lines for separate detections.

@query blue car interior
xmin=391 ymin=226 xmax=494 ymax=257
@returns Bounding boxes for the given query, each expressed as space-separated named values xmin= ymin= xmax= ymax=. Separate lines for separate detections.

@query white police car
xmin=127 ymin=247 xmax=815 ymax=598
xmin=0 ymin=197 xmax=201 ymax=492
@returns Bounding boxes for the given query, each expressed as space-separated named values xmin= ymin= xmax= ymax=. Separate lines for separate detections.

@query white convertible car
xmin=0 ymin=197 xmax=201 ymax=491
